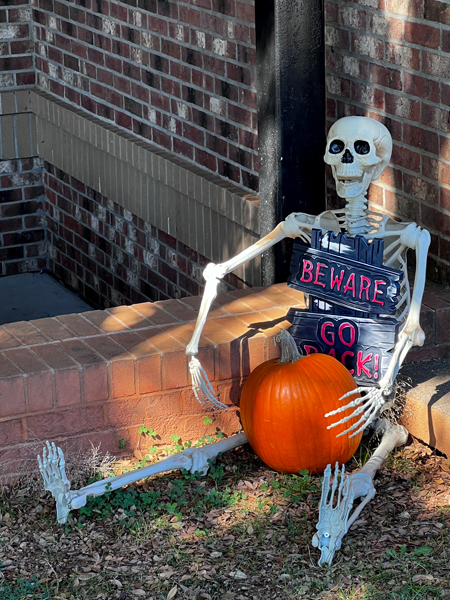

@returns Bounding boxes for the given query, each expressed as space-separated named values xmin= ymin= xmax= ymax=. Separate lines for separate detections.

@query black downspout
xmin=256 ymin=0 xmax=326 ymax=285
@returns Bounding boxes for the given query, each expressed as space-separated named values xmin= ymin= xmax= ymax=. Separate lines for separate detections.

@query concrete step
xmin=401 ymin=359 xmax=450 ymax=457
xmin=0 ymin=272 xmax=92 ymax=325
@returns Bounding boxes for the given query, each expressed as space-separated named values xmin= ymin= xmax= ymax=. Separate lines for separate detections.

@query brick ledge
xmin=0 ymin=280 xmax=449 ymax=480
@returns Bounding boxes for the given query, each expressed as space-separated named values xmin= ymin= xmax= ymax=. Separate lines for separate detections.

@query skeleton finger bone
xmin=342 ymin=399 xmax=385 ymax=439
xmin=189 ymin=357 xmax=228 ymax=410
xmin=325 ymin=387 xmax=387 ymax=438
xmin=325 ymin=387 xmax=373 ymax=419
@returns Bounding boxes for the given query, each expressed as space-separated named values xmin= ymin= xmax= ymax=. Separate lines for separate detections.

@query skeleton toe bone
xmin=37 ymin=441 xmax=72 ymax=524
xmin=313 ymin=418 xmax=407 ymax=566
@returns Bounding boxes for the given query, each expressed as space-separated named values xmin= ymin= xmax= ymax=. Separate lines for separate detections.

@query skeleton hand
xmin=325 ymin=382 xmax=392 ymax=438
xmin=37 ymin=441 xmax=72 ymax=524
xmin=313 ymin=463 xmax=375 ymax=566
xmin=189 ymin=356 xmax=228 ymax=410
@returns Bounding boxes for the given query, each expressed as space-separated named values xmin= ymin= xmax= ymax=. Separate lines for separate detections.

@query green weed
xmin=0 ymin=575 xmax=50 ymax=600
xmin=270 ymin=469 xmax=321 ymax=502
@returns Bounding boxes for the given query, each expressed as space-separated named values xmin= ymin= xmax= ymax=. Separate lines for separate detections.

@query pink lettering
xmin=357 ymin=351 xmax=372 ymax=378
xmin=300 ymin=260 xmax=314 ymax=283
xmin=341 ymin=351 xmax=354 ymax=374
xmin=338 ymin=322 xmax=356 ymax=348
xmin=320 ymin=322 xmax=335 ymax=346
xmin=359 ymin=275 xmax=371 ymax=301
xmin=343 ymin=272 xmax=356 ymax=297
xmin=313 ymin=263 xmax=328 ymax=288
xmin=330 ymin=268 xmax=345 ymax=291
xmin=372 ymin=280 xmax=386 ymax=305
xmin=374 ymin=354 xmax=379 ymax=379
xmin=304 ymin=345 xmax=318 ymax=355
xmin=327 ymin=348 xmax=336 ymax=358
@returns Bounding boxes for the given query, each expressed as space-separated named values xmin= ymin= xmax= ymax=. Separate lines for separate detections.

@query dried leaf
xmin=167 ymin=585 xmax=178 ymax=599
xmin=77 ymin=573 xmax=97 ymax=582
xmin=412 ymin=574 xmax=434 ymax=582
xmin=233 ymin=570 xmax=247 ymax=580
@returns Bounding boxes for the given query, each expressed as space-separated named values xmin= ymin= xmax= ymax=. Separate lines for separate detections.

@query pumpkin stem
xmin=276 ymin=329 xmax=302 ymax=363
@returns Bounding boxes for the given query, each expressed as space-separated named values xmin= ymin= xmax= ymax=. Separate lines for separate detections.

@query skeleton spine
xmin=344 ymin=194 xmax=372 ymax=236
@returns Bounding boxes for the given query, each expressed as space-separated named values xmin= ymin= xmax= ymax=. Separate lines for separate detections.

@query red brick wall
xmin=7 ymin=0 xmax=450 ymax=286
xmin=44 ymin=163 xmax=244 ymax=309
xmin=0 ymin=157 xmax=46 ymax=276
xmin=32 ymin=0 xmax=258 ymax=192
xmin=0 ymin=1 xmax=34 ymax=88
xmin=0 ymin=283 xmax=298 ymax=481
xmin=325 ymin=0 xmax=450 ymax=284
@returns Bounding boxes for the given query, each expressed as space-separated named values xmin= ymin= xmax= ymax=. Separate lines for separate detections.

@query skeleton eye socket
xmin=354 ymin=140 xmax=370 ymax=155
xmin=329 ymin=140 xmax=345 ymax=154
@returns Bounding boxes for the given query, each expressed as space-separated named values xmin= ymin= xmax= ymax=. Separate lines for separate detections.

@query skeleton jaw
xmin=334 ymin=169 xmax=376 ymax=199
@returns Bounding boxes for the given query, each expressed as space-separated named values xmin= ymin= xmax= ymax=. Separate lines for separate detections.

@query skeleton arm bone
xmin=186 ymin=222 xmax=288 ymax=358
xmin=400 ymin=228 xmax=430 ymax=345
xmin=376 ymin=225 xmax=430 ymax=387
xmin=185 ymin=210 xmax=339 ymax=358
xmin=185 ymin=212 xmax=324 ymax=409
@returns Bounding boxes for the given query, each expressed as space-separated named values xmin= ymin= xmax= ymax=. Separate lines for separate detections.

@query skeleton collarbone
xmin=283 ymin=210 xmax=341 ymax=240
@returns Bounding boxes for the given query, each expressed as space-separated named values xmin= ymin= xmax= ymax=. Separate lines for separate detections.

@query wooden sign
xmin=287 ymin=230 xmax=401 ymax=385
xmin=288 ymin=232 xmax=403 ymax=315
xmin=287 ymin=309 xmax=399 ymax=385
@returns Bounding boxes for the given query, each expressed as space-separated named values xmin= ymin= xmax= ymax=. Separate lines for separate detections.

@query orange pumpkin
xmin=240 ymin=330 xmax=362 ymax=474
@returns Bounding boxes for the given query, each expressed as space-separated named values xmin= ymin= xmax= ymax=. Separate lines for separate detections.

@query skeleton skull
xmin=324 ymin=116 xmax=393 ymax=199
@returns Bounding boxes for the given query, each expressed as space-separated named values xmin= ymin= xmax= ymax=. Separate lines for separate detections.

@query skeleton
xmin=186 ymin=116 xmax=430 ymax=436
xmin=38 ymin=116 xmax=429 ymax=564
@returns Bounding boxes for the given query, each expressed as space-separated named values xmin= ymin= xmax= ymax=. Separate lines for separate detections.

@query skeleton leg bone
xmin=38 ymin=432 xmax=248 ymax=524
xmin=313 ymin=418 xmax=408 ymax=566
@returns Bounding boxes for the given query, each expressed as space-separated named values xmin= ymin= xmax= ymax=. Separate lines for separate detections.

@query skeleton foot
xmin=312 ymin=463 xmax=375 ymax=566
xmin=313 ymin=419 xmax=407 ymax=566
xmin=37 ymin=441 xmax=72 ymax=524
xmin=325 ymin=386 xmax=387 ymax=438
xmin=39 ymin=433 xmax=248 ymax=524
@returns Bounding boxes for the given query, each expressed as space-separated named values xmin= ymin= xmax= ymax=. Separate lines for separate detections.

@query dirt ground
xmin=0 ymin=432 xmax=449 ymax=600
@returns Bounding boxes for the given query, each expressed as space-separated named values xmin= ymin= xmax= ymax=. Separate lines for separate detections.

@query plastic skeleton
xmin=38 ymin=116 xmax=429 ymax=565
xmin=186 ymin=116 xmax=430 ymax=436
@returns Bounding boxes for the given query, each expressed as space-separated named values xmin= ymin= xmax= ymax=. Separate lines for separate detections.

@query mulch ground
xmin=0 ymin=434 xmax=449 ymax=600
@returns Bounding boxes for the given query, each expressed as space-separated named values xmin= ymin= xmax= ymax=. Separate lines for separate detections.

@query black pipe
xmin=256 ymin=0 xmax=326 ymax=284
